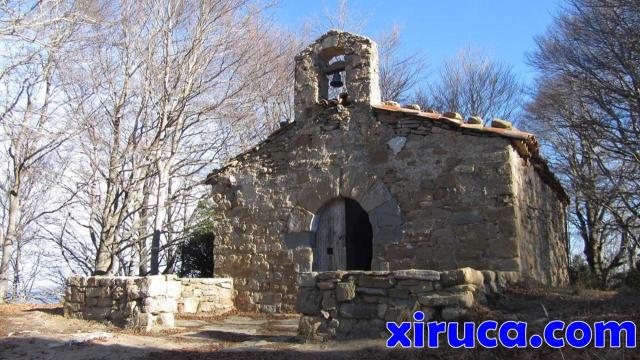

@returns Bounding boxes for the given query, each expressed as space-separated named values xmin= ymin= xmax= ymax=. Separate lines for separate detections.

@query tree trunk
xmin=138 ymin=178 xmax=151 ymax=276
xmin=150 ymin=167 xmax=169 ymax=275
xmin=0 ymin=184 xmax=20 ymax=302
xmin=12 ymin=240 xmax=21 ymax=300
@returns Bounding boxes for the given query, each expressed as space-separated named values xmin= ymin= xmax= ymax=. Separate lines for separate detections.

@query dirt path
xmin=1 ymin=287 xmax=639 ymax=359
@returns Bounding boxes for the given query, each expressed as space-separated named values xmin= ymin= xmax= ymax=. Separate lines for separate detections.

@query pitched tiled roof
xmin=372 ymin=103 xmax=568 ymax=204
xmin=207 ymin=102 xmax=568 ymax=204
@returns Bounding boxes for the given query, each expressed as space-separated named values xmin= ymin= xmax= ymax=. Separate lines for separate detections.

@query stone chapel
xmin=205 ymin=30 xmax=569 ymax=313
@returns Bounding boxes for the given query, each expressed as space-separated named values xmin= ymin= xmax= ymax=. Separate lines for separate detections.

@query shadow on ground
xmin=1 ymin=287 xmax=639 ymax=360
xmin=1 ymin=336 xmax=638 ymax=360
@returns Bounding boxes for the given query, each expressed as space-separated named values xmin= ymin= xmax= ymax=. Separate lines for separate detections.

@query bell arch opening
xmin=312 ymin=197 xmax=372 ymax=271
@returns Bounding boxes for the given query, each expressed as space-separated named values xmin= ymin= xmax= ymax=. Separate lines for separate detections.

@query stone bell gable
xmin=206 ymin=30 xmax=569 ymax=313
xmin=294 ymin=30 xmax=381 ymax=118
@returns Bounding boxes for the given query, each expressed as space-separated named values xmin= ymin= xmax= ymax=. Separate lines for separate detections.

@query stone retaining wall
xmin=178 ymin=278 xmax=234 ymax=314
xmin=63 ymin=275 xmax=234 ymax=331
xmin=296 ymin=268 xmax=518 ymax=340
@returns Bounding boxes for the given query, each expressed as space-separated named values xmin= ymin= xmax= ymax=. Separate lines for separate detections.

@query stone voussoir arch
xmin=309 ymin=169 xmax=404 ymax=247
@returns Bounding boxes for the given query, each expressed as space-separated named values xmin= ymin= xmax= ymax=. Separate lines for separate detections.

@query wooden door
xmin=314 ymin=199 xmax=346 ymax=271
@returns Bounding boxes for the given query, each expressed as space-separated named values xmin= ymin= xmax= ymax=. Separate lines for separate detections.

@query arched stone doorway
xmin=313 ymin=197 xmax=373 ymax=271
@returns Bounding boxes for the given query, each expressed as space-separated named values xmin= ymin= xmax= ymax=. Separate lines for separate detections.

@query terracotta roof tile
xmin=372 ymin=104 xmax=534 ymax=141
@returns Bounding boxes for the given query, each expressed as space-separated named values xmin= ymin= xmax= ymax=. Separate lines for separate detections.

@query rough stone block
xmin=296 ymin=287 xmax=322 ymax=315
xmin=67 ymin=276 xmax=85 ymax=287
xmin=136 ymin=312 xmax=156 ymax=331
xmin=111 ymin=285 xmax=125 ymax=300
xmin=293 ymin=247 xmax=313 ymax=272
xmin=182 ymin=297 xmax=199 ymax=313
xmin=140 ymin=276 xmax=167 ymax=297
xmin=126 ymin=284 xmax=141 ymax=300
xmin=85 ymin=286 xmax=109 ymax=298
xmin=360 ymin=180 xmax=392 ymax=212
xmin=369 ymin=201 xmax=403 ymax=228
xmin=356 ymin=287 xmax=386 ymax=296
xmin=298 ymin=316 xmax=323 ymax=339
xmin=64 ymin=302 xmax=82 ymax=313
xmin=358 ymin=275 xmax=394 ymax=288
xmin=143 ymin=296 xmax=177 ymax=314
xmin=199 ymin=301 xmax=222 ymax=313
xmin=316 ymin=271 xmax=347 ymax=281
xmin=417 ymin=291 xmax=474 ymax=308
xmin=491 ymin=118 xmax=513 ymax=129
xmin=317 ymin=281 xmax=336 ymax=290
xmin=496 ymin=271 xmax=520 ymax=288
xmin=157 ymin=313 xmax=175 ymax=328
xmin=440 ymin=268 xmax=484 ymax=287
xmin=387 ymin=288 xmax=410 ymax=299
xmin=393 ymin=269 xmax=440 ymax=281
xmin=371 ymin=224 xmax=403 ymax=244
xmin=321 ymin=291 xmax=336 ymax=310
xmin=96 ymin=297 xmax=113 ymax=307
xmin=335 ymin=282 xmax=356 ymax=302
xmin=340 ymin=303 xmax=379 ymax=319
xmin=166 ymin=281 xmax=182 ymax=298
xmin=70 ymin=289 xmax=85 ymax=303
xmin=124 ymin=300 xmax=139 ymax=317
xmin=261 ymin=304 xmax=278 ymax=313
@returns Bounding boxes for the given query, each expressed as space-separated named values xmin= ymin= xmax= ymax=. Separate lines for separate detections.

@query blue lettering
xmin=565 ymin=321 xmax=592 ymax=348
xmin=427 ymin=321 xmax=447 ymax=348
xmin=476 ymin=320 xmax=498 ymax=348
xmin=386 ymin=322 xmax=412 ymax=348
xmin=544 ymin=320 xmax=565 ymax=348
xmin=498 ymin=321 xmax=527 ymax=348
xmin=447 ymin=322 xmax=476 ymax=348
xmin=594 ymin=321 xmax=637 ymax=348
xmin=413 ymin=311 xmax=425 ymax=348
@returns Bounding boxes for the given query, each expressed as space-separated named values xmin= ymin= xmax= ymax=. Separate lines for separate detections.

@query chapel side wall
xmin=366 ymin=112 xmax=522 ymax=273
xmin=508 ymin=147 xmax=569 ymax=286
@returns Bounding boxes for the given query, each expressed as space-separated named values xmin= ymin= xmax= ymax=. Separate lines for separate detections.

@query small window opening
xmin=325 ymin=55 xmax=347 ymax=100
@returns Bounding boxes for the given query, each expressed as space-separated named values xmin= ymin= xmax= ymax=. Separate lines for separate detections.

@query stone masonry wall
xmin=296 ymin=268 xmax=519 ymax=340
xmin=509 ymin=148 xmax=570 ymax=286
xmin=206 ymin=31 xmax=569 ymax=314
xmin=179 ymin=278 xmax=234 ymax=314
xmin=64 ymin=275 xmax=234 ymax=331
xmin=208 ymin=103 xmax=548 ymax=313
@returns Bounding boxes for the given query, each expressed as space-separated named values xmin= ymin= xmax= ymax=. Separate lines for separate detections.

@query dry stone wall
xmin=64 ymin=275 xmax=233 ymax=331
xmin=509 ymin=149 xmax=570 ymax=286
xmin=296 ymin=268 xmax=518 ymax=340
xmin=179 ymin=278 xmax=234 ymax=314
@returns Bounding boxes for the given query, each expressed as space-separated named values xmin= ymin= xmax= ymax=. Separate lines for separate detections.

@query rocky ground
xmin=1 ymin=286 xmax=639 ymax=360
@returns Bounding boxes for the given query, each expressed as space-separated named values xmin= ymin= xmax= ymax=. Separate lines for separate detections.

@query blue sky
xmin=273 ymin=0 xmax=563 ymax=86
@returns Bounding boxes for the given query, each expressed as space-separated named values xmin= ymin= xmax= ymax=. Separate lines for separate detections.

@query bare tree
xmin=527 ymin=77 xmax=638 ymax=287
xmin=0 ymin=0 xmax=88 ymax=301
xmin=415 ymin=48 xmax=523 ymax=121
xmin=529 ymin=0 xmax=640 ymax=220
xmin=50 ymin=0 xmax=299 ymax=277
xmin=527 ymin=0 xmax=640 ymax=287
xmin=377 ymin=26 xmax=426 ymax=103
